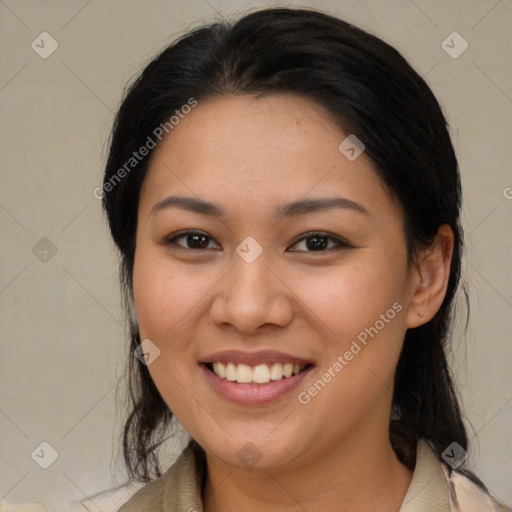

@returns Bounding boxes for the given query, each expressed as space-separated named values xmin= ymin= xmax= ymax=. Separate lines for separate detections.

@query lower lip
xmin=200 ymin=364 xmax=314 ymax=405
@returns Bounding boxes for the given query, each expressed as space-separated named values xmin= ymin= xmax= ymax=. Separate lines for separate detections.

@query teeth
xmin=270 ymin=363 xmax=284 ymax=380
xmin=211 ymin=362 xmax=306 ymax=384
xmin=253 ymin=364 xmax=270 ymax=383
xmin=216 ymin=362 xmax=226 ymax=378
xmin=226 ymin=362 xmax=236 ymax=381
xmin=236 ymin=364 xmax=252 ymax=383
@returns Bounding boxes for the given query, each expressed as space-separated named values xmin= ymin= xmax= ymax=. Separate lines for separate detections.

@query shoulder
xmin=117 ymin=473 xmax=168 ymax=512
xmin=441 ymin=464 xmax=511 ymax=512
xmin=403 ymin=439 xmax=510 ymax=512
xmin=117 ymin=439 xmax=205 ymax=512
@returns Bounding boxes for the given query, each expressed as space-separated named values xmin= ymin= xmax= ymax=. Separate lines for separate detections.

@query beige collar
xmin=400 ymin=439 xmax=450 ymax=511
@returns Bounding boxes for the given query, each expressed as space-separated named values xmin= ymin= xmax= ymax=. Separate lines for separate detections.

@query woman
xmin=100 ymin=7 xmax=510 ymax=512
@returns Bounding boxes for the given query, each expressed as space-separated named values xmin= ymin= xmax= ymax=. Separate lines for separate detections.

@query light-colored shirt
xmin=116 ymin=438 xmax=510 ymax=512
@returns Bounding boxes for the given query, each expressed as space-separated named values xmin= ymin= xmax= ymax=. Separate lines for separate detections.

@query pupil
xmin=307 ymin=236 xmax=327 ymax=251
xmin=189 ymin=234 xmax=208 ymax=249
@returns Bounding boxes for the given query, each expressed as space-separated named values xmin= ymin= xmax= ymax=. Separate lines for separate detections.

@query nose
xmin=209 ymin=252 xmax=294 ymax=335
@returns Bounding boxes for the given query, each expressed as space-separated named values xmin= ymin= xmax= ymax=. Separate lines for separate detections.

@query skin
xmin=132 ymin=93 xmax=454 ymax=511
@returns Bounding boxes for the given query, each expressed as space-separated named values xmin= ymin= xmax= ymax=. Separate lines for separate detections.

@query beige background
xmin=0 ymin=0 xmax=510 ymax=510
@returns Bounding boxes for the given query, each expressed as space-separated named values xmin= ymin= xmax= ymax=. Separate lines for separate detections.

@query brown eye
xmin=164 ymin=231 xmax=220 ymax=250
xmin=288 ymin=232 xmax=350 ymax=252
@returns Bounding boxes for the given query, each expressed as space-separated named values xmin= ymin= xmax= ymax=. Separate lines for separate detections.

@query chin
xmin=198 ymin=430 xmax=306 ymax=471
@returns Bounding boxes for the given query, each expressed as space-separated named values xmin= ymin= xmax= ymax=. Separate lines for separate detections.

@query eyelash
xmin=162 ymin=230 xmax=351 ymax=253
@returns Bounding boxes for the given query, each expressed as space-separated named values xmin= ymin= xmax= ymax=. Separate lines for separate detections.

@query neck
xmin=202 ymin=428 xmax=413 ymax=512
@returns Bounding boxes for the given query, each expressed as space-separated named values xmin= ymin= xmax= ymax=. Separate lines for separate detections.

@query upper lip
xmin=200 ymin=350 xmax=315 ymax=367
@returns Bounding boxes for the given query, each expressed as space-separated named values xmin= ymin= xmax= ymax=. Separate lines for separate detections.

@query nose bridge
xmin=210 ymin=243 xmax=293 ymax=332
xmin=228 ymin=244 xmax=275 ymax=309
xmin=232 ymin=246 xmax=272 ymax=296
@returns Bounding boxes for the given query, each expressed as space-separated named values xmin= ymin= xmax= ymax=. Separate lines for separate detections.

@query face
xmin=133 ymin=93 xmax=418 ymax=471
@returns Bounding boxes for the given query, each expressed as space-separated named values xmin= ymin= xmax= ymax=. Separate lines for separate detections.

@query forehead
xmin=149 ymin=93 xmax=345 ymax=173
xmin=140 ymin=93 xmax=397 ymax=221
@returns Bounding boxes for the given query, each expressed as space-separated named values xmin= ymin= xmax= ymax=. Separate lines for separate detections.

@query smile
xmin=200 ymin=349 xmax=315 ymax=404
xmin=207 ymin=362 xmax=308 ymax=384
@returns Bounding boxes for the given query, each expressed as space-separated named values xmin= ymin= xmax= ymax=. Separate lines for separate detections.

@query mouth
xmin=203 ymin=361 xmax=312 ymax=384
xmin=199 ymin=350 xmax=315 ymax=405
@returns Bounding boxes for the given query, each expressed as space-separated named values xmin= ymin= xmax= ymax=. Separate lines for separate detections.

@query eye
xmin=288 ymin=232 xmax=351 ymax=252
xmin=162 ymin=230 xmax=350 ymax=252
xmin=163 ymin=231 xmax=220 ymax=250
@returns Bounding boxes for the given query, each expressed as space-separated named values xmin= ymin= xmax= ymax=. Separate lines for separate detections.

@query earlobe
xmin=406 ymin=224 xmax=454 ymax=328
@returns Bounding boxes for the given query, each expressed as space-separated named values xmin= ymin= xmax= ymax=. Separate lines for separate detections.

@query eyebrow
xmin=150 ymin=195 xmax=368 ymax=220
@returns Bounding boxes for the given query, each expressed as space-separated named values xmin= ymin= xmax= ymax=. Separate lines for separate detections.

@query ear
xmin=406 ymin=224 xmax=454 ymax=328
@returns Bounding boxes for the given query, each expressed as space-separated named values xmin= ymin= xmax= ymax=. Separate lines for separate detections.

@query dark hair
xmin=103 ymin=7 xmax=477 ymax=485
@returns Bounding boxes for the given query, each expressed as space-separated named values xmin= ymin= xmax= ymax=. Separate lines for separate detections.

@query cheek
xmin=291 ymin=257 xmax=409 ymax=407
xmin=295 ymin=265 xmax=406 ymax=415
xmin=132 ymin=249 xmax=214 ymax=339
xmin=131 ymin=249 xmax=205 ymax=413
xmin=291 ymin=257 xmax=406 ymax=338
